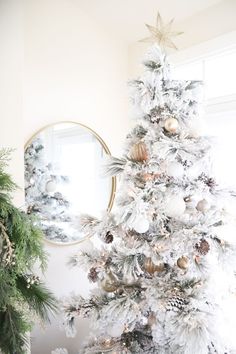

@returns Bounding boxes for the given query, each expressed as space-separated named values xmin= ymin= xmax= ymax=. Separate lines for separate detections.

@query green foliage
xmin=0 ymin=305 xmax=29 ymax=354
xmin=0 ymin=150 xmax=58 ymax=354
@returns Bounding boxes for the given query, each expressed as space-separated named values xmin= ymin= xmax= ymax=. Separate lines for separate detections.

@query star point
xmin=139 ymin=12 xmax=183 ymax=50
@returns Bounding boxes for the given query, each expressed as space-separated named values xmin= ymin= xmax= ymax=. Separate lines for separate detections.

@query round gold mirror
xmin=24 ymin=122 xmax=116 ymax=245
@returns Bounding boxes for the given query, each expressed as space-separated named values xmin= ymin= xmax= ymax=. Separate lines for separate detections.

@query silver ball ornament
xmin=196 ymin=199 xmax=209 ymax=212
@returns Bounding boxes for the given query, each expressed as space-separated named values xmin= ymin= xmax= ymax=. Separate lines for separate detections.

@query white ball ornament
xmin=196 ymin=199 xmax=209 ymax=212
xmin=164 ymin=117 xmax=179 ymax=133
xmin=133 ymin=218 xmax=149 ymax=233
xmin=107 ymin=322 xmax=124 ymax=338
xmin=166 ymin=162 xmax=184 ymax=178
xmin=165 ymin=196 xmax=186 ymax=218
xmin=45 ymin=180 xmax=57 ymax=193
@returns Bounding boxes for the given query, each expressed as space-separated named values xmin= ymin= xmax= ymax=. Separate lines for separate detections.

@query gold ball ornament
xmin=177 ymin=256 xmax=189 ymax=270
xmin=129 ymin=142 xmax=148 ymax=162
xmin=164 ymin=117 xmax=179 ymax=133
xmin=144 ymin=257 xmax=165 ymax=274
xmin=101 ymin=272 xmax=119 ymax=293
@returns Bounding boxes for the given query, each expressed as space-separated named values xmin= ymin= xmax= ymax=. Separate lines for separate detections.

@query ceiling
xmin=74 ymin=0 xmax=224 ymax=43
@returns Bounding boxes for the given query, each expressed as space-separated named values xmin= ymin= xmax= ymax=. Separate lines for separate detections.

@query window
xmin=171 ymin=45 xmax=236 ymax=188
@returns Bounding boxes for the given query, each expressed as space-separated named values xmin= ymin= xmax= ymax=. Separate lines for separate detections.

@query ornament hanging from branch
xmin=129 ymin=142 xmax=149 ymax=162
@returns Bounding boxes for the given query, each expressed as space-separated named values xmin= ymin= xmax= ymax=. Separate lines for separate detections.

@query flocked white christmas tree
xmin=58 ymin=14 xmax=236 ymax=354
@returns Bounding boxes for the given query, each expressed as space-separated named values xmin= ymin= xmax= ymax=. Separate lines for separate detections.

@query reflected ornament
xmin=164 ymin=117 xmax=179 ymax=133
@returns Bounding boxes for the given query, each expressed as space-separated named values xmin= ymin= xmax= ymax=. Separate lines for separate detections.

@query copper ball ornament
xmin=129 ymin=142 xmax=148 ymax=162
xmin=164 ymin=117 xmax=179 ymax=133
xmin=177 ymin=256 xmax=189 ymax=270
xmin=144 ymin=257 xmax=165 ymax=274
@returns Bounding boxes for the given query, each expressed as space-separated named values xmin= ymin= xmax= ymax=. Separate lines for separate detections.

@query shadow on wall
xmin=31 ymin=315 xmax=90 ymax=354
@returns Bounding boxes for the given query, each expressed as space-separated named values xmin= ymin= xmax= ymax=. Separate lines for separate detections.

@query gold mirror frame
xmin=24 ymin=121 xmax=116 ymax=246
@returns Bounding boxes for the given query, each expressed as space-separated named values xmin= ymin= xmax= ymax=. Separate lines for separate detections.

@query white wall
xmin=0 ymin=0 xmax=129 ymax=353
xmin=23 ymin=1 xmax=129 ymax=353
xmin=0 ymin=0 xmax=24 ymax=207
xmin=128 ymin=0 xmax=236 ymax=78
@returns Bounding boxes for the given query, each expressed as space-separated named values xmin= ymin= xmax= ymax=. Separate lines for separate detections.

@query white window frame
xmin=169 ymin=31 xmax=236 ymax=114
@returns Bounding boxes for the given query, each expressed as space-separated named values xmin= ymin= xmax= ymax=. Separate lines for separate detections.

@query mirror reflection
xmin=24 ymin=122 xmax=115 ymax=244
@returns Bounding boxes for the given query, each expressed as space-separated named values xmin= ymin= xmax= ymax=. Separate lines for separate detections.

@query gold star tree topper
xmin=140 ymin=12 xmax=183 ymax=50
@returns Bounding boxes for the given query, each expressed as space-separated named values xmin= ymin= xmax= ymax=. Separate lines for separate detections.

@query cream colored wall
xmin=0 ymin=0 xmax=129 ymax=353
xmin=0 ymin=0 xmax=24 ymax=207
xmin=128 ymin=0 xmax=236 ymax=78
xmin=23 ymin=1 xmax=129 ymax=353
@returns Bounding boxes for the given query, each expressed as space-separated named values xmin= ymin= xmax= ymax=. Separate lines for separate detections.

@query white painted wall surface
xmin=128 ymin=0 xmax=236 ymax=78
xmin=0 ymin=0 xmax=24 ymax=207
xmin=22 ymin=1 xmax=129 ymax=353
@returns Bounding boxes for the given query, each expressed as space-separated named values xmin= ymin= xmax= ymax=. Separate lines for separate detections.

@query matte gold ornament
xmin=144 ymin=257 xmax=165 ymax=274
xmin=101 ymin=272 xmax=119 ymax=292
xmin=140 ymin=12 xmax=183 ymax=50
xmin=130 ymin=142 xmax=148 ymax=162
xmin=164 ymin=117 xmax=179 ymax=133
xmin=177 ymin=256 xmax=189 ymax=270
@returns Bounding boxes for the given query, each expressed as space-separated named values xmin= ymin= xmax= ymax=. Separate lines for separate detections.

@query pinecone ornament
xmin=88 ymin=267 xmax=98 ymax=283
xmin=205 ymin=177 xmax=216 ymax=188
xmin=195 ymin=239 xmax=210 ymax=255
xmin=104 ymin=231 xmax=114 ymax=244
xmin=167 ymin=295 xmax=189 ymax=312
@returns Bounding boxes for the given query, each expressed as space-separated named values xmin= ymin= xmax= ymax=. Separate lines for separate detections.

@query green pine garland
xmin=0 ymin=149 xmax=58 ymax=354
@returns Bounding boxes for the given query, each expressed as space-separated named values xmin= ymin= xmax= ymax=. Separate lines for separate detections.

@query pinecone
xmin=104 ymin=231 xmax=114 ymax=244
xmin=88 ymin=267 xmax=98 ymax=283
xmin=205 ymin=177 xmax=216 ymax=188
xmin=195 ymin=239 xmax=210 ymax=255
xmin=167 ymin=295 xmax=189 ymax=312
xmin=199 ymin=174 xmax=216 ymax=188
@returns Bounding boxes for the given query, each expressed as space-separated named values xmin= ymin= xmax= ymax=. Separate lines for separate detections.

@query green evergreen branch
xmin=16 ymin=275 xmax=58 ymax=322
xmin=0 ymin=305 xmax=29 ymax=354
